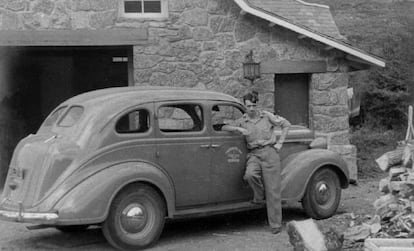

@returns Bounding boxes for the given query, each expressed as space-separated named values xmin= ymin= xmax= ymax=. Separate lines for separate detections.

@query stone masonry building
xmin=0 ymin=0 xmax=386 ymax=184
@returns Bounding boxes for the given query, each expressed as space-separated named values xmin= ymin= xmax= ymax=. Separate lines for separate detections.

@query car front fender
xmin=281 ymin=149 xmax=349 ymax=202
xmin=51 ymin=162 xmax=175 ymax=225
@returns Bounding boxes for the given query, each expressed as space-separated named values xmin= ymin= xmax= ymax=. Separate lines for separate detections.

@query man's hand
xmin=273 ymin=142 xmax=283 ymax=152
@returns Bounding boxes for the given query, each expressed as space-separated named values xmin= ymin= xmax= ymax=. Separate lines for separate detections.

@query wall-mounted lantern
xmin=243 ymin=50 xmax=261 ymax=84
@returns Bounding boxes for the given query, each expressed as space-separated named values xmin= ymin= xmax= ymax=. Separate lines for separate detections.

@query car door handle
xmin=200 ymin=144 xmax=210 ymax=148
xmin=211 ymin=144 xmax=221 ymax=148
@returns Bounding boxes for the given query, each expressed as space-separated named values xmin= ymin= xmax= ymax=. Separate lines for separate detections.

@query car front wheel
xmin=102 ymin=184 xmax=166 ymax=250
xmin=302 ymin=168 xmax=341 ymax=219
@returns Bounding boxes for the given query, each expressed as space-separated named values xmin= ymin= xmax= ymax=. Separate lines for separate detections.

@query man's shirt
xmin=231 ymin=111 xmax=291 ymax=150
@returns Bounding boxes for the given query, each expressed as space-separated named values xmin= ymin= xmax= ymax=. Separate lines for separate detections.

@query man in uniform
xmin=223 ymin=91 xmax=291 ymax=234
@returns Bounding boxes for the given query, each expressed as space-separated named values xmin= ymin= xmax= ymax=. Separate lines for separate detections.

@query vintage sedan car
xmin=0 ymin=87 xmax=349 ymax=250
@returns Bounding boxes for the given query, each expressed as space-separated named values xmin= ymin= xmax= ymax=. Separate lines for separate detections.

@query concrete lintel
xmin=261 ymin=60 xmax=327 ymax=74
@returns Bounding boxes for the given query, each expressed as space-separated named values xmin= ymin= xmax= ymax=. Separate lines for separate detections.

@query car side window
xmin=211 ymin=104 xmax=243 ymax=131
xmin=158 ymin=104 xmax=203 ymax=132
xmin=116 ymin=109 xmax=150 ymax=134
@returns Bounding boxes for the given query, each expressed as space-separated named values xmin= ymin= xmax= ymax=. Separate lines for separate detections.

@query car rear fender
xmin=281 ymin=149 xmax=349 ymax=202
xmin=53 ymin=162 xmax=175 ymax=225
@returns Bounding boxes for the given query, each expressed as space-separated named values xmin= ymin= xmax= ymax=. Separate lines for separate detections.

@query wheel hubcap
xmin=315 ymin=182 xmax=331 ymax=205
xmin=120 ymin=203 xmax=147 ymax=234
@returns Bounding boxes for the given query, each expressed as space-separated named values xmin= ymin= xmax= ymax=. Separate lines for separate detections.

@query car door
xmin=154 ymin=101 xmax=211 ymax=208
xmin=209 ymin=102 xmax=251 ymax=203
xmin=99 ymin=102 xmax=157 ymax=168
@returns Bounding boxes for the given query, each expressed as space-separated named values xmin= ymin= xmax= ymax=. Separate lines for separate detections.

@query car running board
xmin=173 ymin=201 xmax=265 ymax=219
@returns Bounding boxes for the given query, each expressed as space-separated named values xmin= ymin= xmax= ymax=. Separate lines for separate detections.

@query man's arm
xmin=222 ymin=124 xmax=249 ymax=135
xmin=221 ymin=116 xmax=249 ymax=135
xmin=274 ymin=124 xmax=290 ymax=151
xmin=265 ymin=111 xmax=291 ymax=151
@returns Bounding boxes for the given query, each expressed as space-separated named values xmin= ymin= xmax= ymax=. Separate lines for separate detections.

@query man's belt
xmin=250 ymin=144 xmax=272 ymax=150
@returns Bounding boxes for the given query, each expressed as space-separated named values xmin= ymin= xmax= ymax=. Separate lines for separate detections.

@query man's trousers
xmin=244 ymin=146 xmax=282 ymax=229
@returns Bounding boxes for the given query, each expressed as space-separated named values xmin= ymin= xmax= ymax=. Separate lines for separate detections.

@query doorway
xmin=0 ymin=46 xmax=131 ymax=186
xmin=274 ymin=74 xmax=310 ymax=127
xmin=8 ymin=46 xmax=131 ymax=134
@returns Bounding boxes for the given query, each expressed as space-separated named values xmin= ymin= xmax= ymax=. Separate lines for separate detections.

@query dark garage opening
xmin=274 ymin=73 xmax=310 ymax=127
xmin=0 ymin=46 xmax=132 ymax=186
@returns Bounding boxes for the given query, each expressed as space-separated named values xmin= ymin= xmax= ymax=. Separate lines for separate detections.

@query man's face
xmin=245 ymin=100 xmax=258 ymax=116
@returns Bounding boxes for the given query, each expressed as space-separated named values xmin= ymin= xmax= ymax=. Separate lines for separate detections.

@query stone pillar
xmin=310 ymin=72 xmax=357 ymax=182
xmin=328 ymin=143 xmax=357 ymax=183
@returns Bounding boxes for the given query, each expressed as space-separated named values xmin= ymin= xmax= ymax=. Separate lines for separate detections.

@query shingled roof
xmin=248 ymin=0 xmax=343 ymax=39
xmin=234 ymin=0 xmax=386 ymax=68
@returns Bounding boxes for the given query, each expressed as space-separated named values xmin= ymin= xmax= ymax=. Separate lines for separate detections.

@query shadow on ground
xmin=3 ymin=205 xmax=308 ymax=250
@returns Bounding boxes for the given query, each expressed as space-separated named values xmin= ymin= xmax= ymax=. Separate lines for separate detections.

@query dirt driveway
xmin=0 ymin=177 xmax=382 ymax=251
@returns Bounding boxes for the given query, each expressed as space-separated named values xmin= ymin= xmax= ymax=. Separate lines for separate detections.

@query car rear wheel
xmin=102 ymin=184 xmax=166 ymax=250
xmin=302 ymin=168 xmax=341 ymax=219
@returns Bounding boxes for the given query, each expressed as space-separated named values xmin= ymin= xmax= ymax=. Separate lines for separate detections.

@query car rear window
xmin=43 ymin=106 xmax=67 ymax=127
xmin=58 ymin=106 xmax=84 ymax=127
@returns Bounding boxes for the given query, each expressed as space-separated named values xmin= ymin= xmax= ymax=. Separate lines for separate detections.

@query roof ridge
xmin=294 ymin=0 xmax=330 ymax=9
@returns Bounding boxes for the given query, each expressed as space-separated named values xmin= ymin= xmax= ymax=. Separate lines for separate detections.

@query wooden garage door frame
xmin=0 ymin=29 xmax=147 ymax=46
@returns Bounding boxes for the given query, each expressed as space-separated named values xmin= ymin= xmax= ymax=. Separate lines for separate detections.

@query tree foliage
xmin=358 ymin=3 xmax=414 ymax=130
xmin=361 ymin=36 xmax=412 ymax=129
xmin=312 ymin=0 xmax=414 ymax=130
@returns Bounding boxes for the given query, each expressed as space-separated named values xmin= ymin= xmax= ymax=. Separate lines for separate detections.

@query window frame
xmin=210 ymin=103 xmax=245 ymax=133
xmin=115 ymin=108 xmax=151 ymax=134
xmin=157 ymin=103 xmax=204 ymax=134
xmin=57 ymin=105 xmax=84 ymax=128
xmin=42 ymin=106 xmax=68 ymax=127
xmin=119 ymin=0 xmax=168 ymax=19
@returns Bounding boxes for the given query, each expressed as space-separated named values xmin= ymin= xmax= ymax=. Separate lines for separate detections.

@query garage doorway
xmin=8 ymin=46 xmax=131 ymax=134
xmin=0 ymin=46 xmax=131 ymax=186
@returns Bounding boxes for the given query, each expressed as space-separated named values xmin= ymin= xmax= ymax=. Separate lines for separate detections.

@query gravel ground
xmin=317 ymin=176 xmax=384 ymax=250
xmin=0 ymin=177 xmax=383 ymax=250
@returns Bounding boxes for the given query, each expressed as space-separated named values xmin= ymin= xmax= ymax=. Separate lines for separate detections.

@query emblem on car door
xmin=225 ymin=147 xmax=242 ymax=163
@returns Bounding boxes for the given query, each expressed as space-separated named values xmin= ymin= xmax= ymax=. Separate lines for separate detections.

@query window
xmin=43 ymin=106 xmax=67 ymax=127
xmin=58 ymin=106 xmax=84 ymax=127
xmin=119 ymin=0 xmax=168 ymax=19
xmin=158 ymin=104 xmax=203 ymax=132
xmin=116 ymin=109 xmax=150 ymax=133
xmin=112 ymin=57 xmax=128 ymax=63
xmin=211 ymin=105 xmax=243 ymax=131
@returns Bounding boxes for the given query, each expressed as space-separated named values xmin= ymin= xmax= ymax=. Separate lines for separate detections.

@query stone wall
xmin=132 ymin=0 xmax=332 ymax=109
xmin=0 ymin=0 xmax=337 ymax=109
xmin=311 ymin=72 xmax=357 ymax=181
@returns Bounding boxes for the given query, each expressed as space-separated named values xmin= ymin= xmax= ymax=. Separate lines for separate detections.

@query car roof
xmin=61 ymin=86 xmax=242 ymax=111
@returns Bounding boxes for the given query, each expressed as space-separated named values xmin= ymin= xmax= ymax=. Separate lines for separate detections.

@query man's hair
xmin=243 ymin=91 xmax=259 ymax=104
